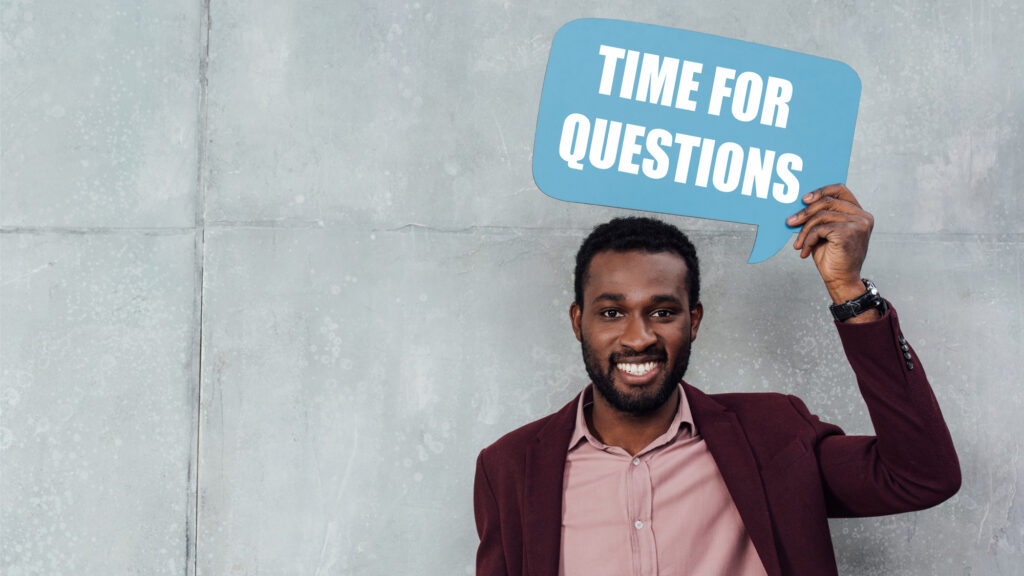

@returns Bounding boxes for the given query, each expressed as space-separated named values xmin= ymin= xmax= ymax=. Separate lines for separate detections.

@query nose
xmin=620 ymin=314 xmax=657 ymax=351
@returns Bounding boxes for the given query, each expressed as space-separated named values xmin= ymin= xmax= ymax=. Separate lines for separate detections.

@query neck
xmin=586 ymin=387 xmax=680 ymax=456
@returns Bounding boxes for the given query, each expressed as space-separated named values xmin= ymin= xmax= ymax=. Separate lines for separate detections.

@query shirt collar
xmin=567 ymin=382 xmax=696 ymax=454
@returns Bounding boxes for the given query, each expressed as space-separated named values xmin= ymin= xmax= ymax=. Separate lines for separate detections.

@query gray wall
xmin=2 ymin=1 xmax=1021 ymax=574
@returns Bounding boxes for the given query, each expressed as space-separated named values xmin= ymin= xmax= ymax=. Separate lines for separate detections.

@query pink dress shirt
xmin=559 ymin=385 xmax=768 ymax=576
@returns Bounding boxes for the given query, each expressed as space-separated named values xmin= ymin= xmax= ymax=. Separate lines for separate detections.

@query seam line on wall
xmin=189 ymin=1 xmax=212 ymax=575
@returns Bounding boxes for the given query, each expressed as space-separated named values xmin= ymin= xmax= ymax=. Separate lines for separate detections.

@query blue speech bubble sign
xmin=533 ymin=19 xmax=861 ymax=262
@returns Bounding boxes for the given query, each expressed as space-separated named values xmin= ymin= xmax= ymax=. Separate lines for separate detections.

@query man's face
xmin=570 ymin=250 xmax=703 ymax=416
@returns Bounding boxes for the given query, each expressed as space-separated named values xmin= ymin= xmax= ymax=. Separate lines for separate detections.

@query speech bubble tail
xmin=747 ymin=224 xmax=794 ymax=263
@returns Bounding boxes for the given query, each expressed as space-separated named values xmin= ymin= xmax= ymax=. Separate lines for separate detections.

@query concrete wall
xmin=2 ymin=1 xmax=1021 ymax=574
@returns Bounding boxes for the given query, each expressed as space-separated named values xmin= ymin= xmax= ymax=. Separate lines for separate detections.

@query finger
xmin=790 ymin=207 xmax=872 ymax=250
xmin=803 ymin=183 xmax=861 ymax=208
xmin=799 ymin=219 xmax=867 ymax=259
xmin=794 ymin=210 xmax=845 ymax=252
xmin=793 ymin=208 xmax=871 ymax=250
xmin=798 ymin=221 xmax=851 ymax=258
xmin=787 ymin=191 xmax=866 ymax=228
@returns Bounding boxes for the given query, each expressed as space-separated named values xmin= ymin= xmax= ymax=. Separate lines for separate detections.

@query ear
xmin=570 ymin=302 xmax=583 ymax=342
xmin=689 ymin=302 xmax=704 ymax=342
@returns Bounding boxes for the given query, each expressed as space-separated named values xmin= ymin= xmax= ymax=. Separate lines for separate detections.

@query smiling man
xmin=473 ymin=185 xmax=960 ymax=576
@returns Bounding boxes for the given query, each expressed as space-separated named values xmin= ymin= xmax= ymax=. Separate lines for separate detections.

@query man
xmin=473 ymin=185 xmax=960 ymax=576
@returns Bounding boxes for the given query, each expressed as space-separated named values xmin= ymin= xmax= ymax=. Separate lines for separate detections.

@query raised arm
xmin=787 ymin=184 xmax=960 ymax=514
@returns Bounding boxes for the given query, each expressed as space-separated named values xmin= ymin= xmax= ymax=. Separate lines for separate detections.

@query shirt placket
xmin=627 ymin=454 xmax=657 ymax=576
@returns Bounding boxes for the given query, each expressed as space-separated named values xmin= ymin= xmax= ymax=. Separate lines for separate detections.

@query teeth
xmin=617 ymin=361 xmax=657 ymax=376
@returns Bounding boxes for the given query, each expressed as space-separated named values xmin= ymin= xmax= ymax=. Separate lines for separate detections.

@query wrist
xmin=829 ymin=278 xmax=887 ymax=323
xmin=842 ymin=307 xmax=882 ymax=324
xmin=825 ymin=278 xmax=868 ymax=304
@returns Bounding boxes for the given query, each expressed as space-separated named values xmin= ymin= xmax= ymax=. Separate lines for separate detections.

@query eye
xmin=600 ymin=309 xmax=624 ymax=319
xmin=651 ymin=309 xmax=675 ymax=319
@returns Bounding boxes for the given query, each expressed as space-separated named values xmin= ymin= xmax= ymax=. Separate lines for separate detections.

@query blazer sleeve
xmin=474 ymin=449 xmax=509 ymax=575
xmin=805 ymin=305 xmax=961 ymax=517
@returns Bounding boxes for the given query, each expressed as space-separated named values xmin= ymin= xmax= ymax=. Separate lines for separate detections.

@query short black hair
xmin=574 ymin=217 xmax=700 ymax=308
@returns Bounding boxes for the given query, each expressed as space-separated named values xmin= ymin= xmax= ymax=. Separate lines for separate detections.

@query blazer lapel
xmin=685 ymin=385 xmax=782 ymax=576
xmin=523 ymin=396 xmax=578 ymax=576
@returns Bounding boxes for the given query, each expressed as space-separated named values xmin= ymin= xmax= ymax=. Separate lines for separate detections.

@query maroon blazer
xmin=474 ymin=309 xmax=960 ymax=576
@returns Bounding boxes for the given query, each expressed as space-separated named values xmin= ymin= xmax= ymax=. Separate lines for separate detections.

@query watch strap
xmin=830 ymin=279 xmax=887 ymax=322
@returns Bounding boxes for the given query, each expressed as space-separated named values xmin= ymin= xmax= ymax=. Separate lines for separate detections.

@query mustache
xmin=609 ymin=348 xmax=667 ymax=363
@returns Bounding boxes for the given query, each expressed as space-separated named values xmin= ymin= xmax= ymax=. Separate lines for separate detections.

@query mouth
xmin=613 ymin=359 xmax=664 ymax=384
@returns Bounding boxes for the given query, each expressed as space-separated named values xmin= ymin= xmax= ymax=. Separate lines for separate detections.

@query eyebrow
xmin=591 ymin=293 xmax=684 ymax=306
xmin=592 ymin=293 xmax=626 ymax=303
xmin=650 ymin=294 xmax=684 ymax=306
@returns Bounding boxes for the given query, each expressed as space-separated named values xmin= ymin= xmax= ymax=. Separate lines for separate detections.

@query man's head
xmin=573 ymin=217 xmax=700 ymax=311
xmin=570 ymin=217 xmax=703 ymax=416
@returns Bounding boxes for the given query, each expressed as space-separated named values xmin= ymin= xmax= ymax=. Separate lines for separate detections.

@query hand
xmin=786 ymin=184 xmax=874 ymax=306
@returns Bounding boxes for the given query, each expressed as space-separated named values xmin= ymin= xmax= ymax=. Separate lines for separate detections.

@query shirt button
xmin=633 ymin=458 xmax=641 ymax=466
xmin=635 ymin=520 xmax=644 ymax=530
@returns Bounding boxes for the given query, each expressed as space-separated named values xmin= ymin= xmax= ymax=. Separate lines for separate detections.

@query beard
xmin=581 ymin=336 xmax=692 ymax=416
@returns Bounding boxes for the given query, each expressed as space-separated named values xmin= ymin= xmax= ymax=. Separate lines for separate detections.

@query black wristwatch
xmin=829 ymin=279 xmax=888 ymax=322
